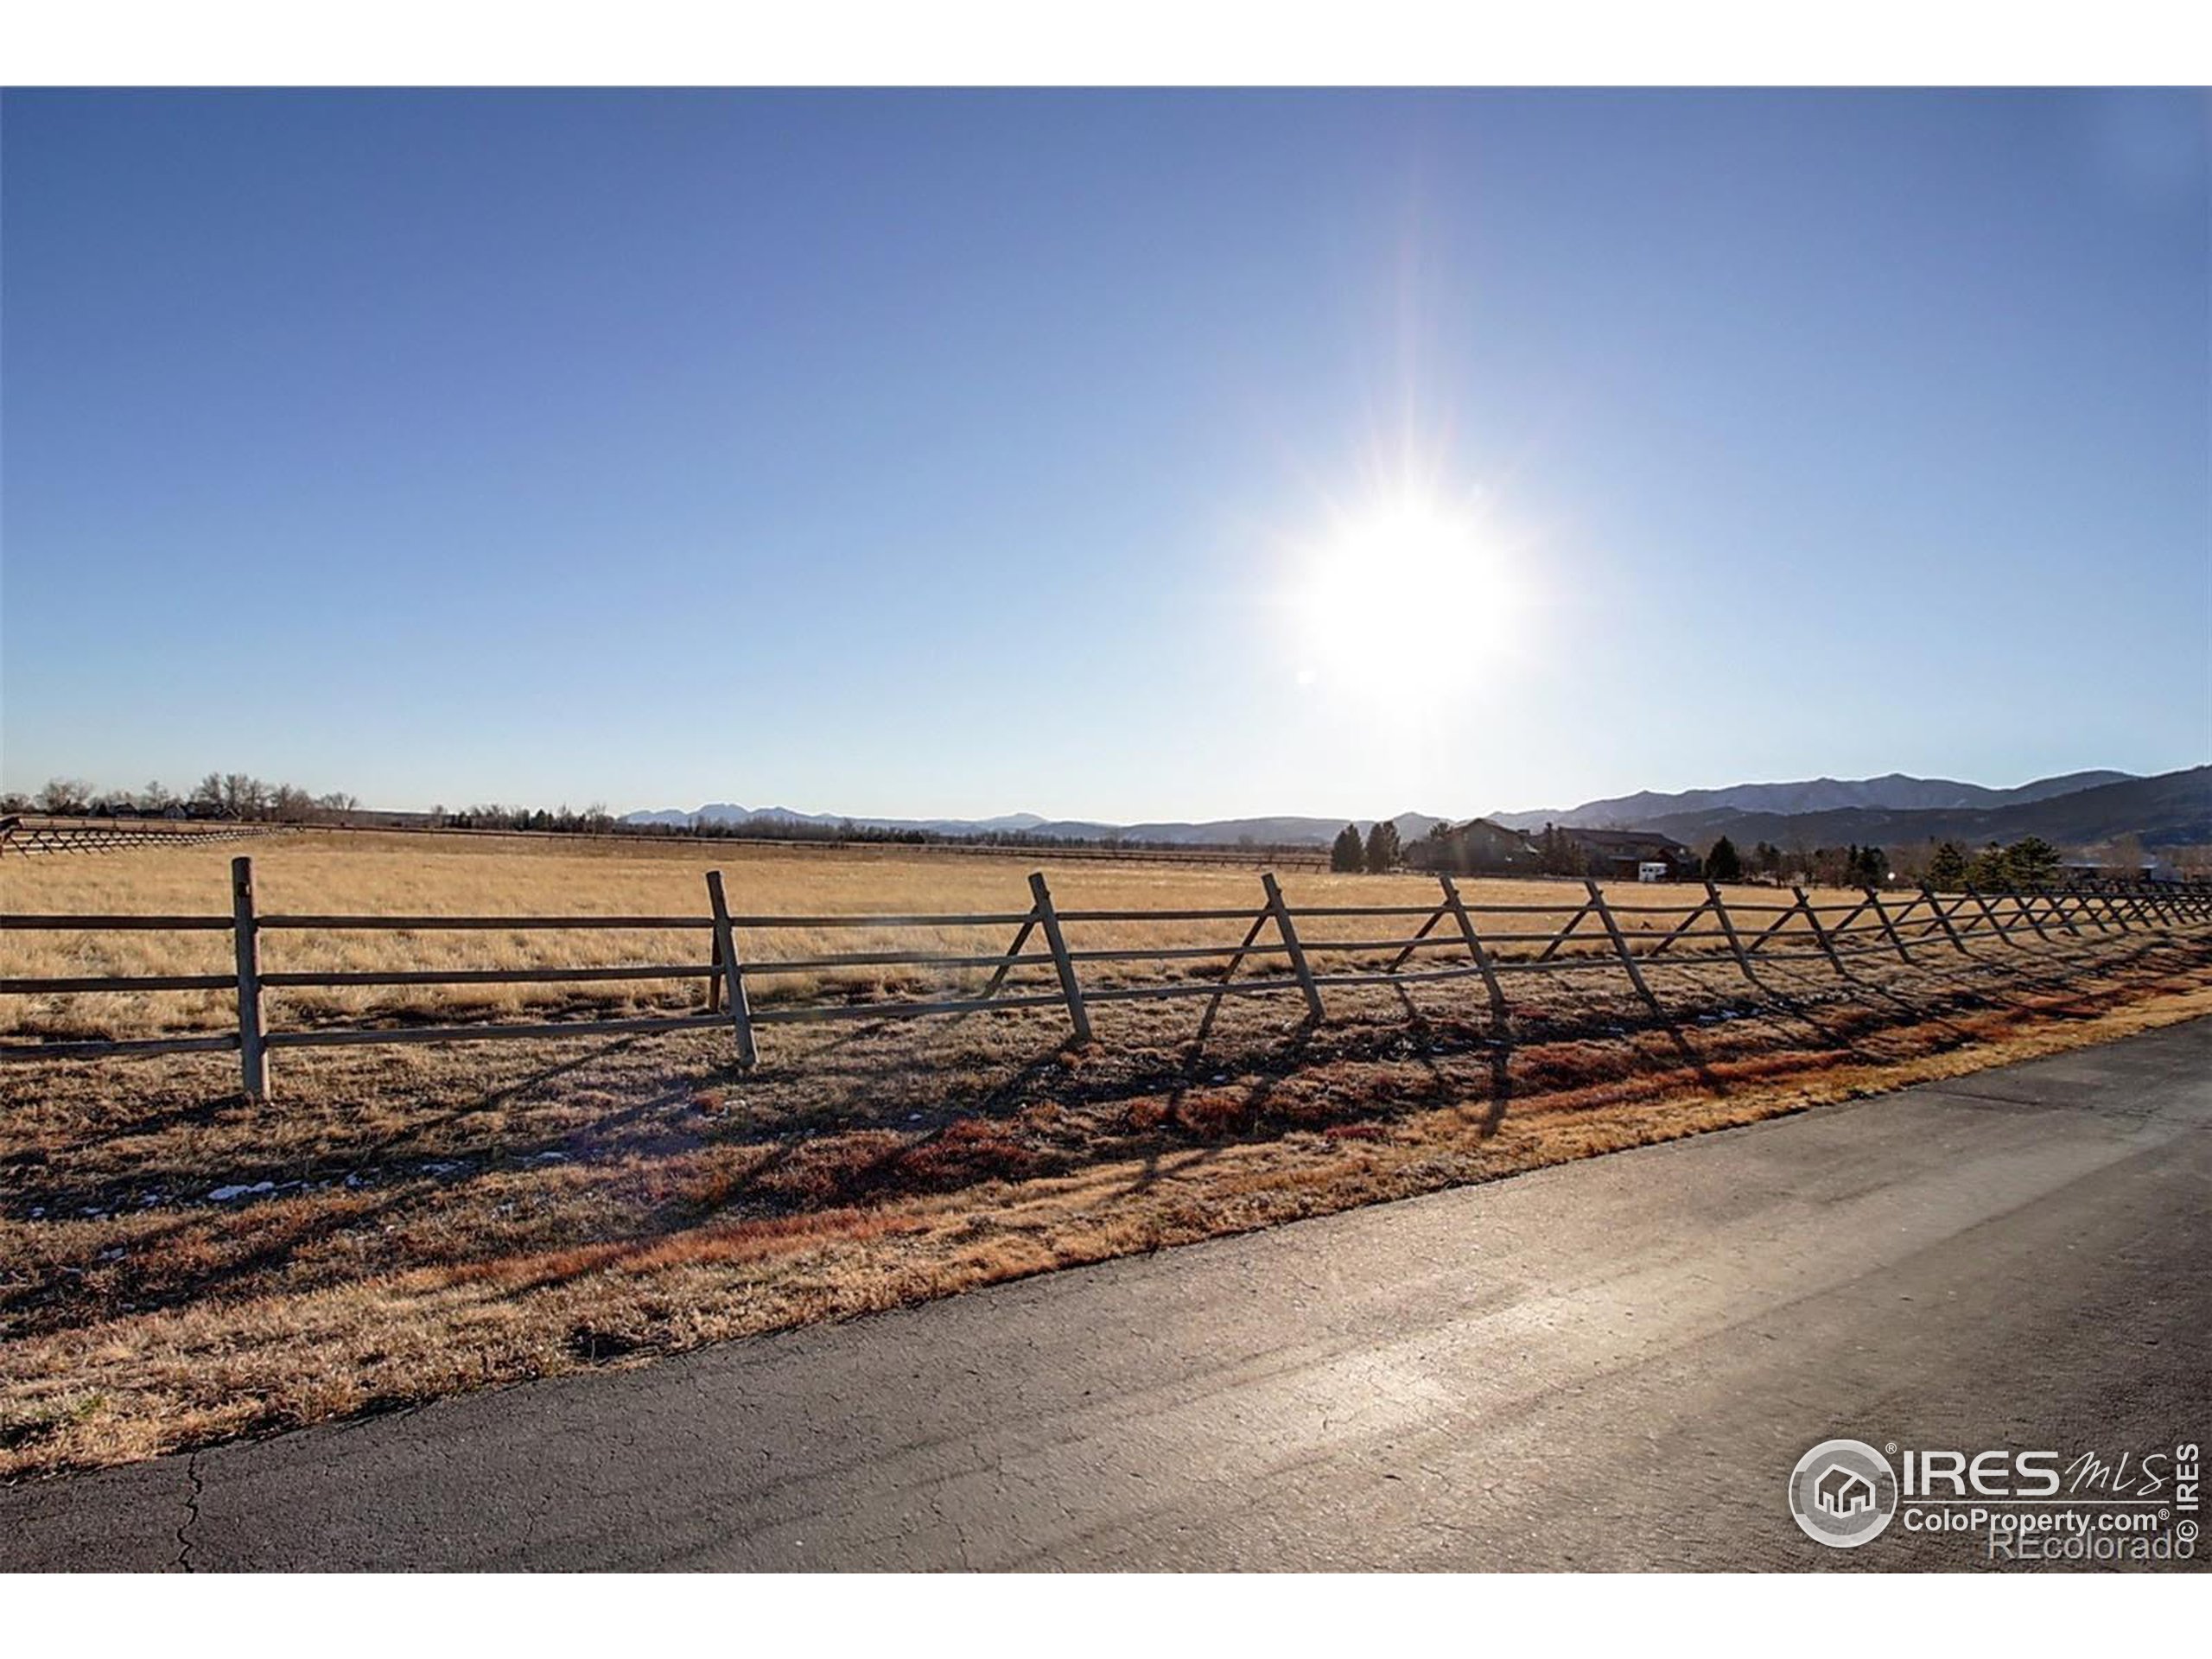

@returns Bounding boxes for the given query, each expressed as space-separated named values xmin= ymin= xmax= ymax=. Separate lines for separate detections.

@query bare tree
xmin=2106 ymin=832 xmax=2148 ymax=878
xmin=35 ymin=778 xmax=95 ymax=815
xmin=269 ymin=783 xmax=316 ymax=822
xmin=219 ymin=773 xmax=269 ymax=818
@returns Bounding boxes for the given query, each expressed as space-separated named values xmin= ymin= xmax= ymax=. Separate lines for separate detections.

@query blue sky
xmin=3 ymin=89 xmax=2205 ymax=820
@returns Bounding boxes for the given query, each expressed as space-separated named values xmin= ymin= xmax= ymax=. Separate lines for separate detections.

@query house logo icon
xmin=1789 ymin=1440 xmax=1898 ymax=1548
xmin=1815 ymin=1465 xmax=1876 ymax=1519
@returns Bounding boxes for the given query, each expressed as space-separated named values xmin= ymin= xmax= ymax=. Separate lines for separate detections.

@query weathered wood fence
xmin=0 ymin=815 xmax=283 ymax=857
xmin=3 ymin=858 xmax=2206 ymax=1099
xmin=0 ymin=812 xmax=1332 ymax=870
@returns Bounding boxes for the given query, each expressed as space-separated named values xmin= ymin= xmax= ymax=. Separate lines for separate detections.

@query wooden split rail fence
xmin=3 ymin=858 xmax=2206 ymax=1099
xmin=0 ymin=816 xmax=285 ymax=857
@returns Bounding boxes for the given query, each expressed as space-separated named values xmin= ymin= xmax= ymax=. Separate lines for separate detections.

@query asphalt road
xmin=5 ymin=1018 xmax=2209 ymax=1572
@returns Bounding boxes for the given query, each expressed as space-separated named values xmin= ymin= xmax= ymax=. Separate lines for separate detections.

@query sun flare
xmin=1288 ymin=489 xmax=1530 ymax=695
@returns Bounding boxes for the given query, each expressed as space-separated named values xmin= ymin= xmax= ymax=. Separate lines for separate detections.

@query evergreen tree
xmin=1331 ymin=823 xmax=1364 ymax=874
xmin=1927 ymin=841 xmax=1969 ymax=892
xmin=1972 ymin=836 xmax=2060 ymax=892
xmin=2005 ymin=836 xmax=2062 ymax=889
xmin=1704 ymin=835 xmax=1744 ymax=884
xmin=1364 ymin=818 xmax=1402 ymax=874
xmin=1538 ymin=823 xmax=1584 ymax=876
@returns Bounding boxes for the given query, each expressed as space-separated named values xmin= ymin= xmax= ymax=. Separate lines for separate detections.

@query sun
xmin=1287 ymin=488 xmax=1529 ymax=695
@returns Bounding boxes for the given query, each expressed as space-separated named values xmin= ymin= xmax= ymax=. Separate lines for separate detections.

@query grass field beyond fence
xmin=6 ymin=828 xmax=2205 ymax=1095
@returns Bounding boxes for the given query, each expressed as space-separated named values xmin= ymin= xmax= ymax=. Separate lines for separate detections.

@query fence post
xmin=2038 ymin=888 xmax=2082 ymax=939
xmin=1535 ymin=890 xmax=1596 ymax=963
xmin=1643 ymin=888 xmax=1716 ymax=960
xmin=1705 ymin=882 xmax=1762 ymax=987
xmin=1585 ymin=878 xmax=1662 ymax=1014
xmin=977 ymin=907 xmax=1041 ymax=1001
xmin=1794 ymin=886 xmax=1848 ymax=976
xmin=1261 ymin=872 xmax=1325 ymax=1024
xmin=2144 ymin=882 xmax=2179 ymax=927
xmin=703 ymin=870 xmax=758 ymax=1068
xmin=1963 ymin=886 xmax=2023 ymax=948
xmin=1921 ymin=887 xmax=1971 ymax=954
xmin=1382 ymin=900 xmax=1446 ymax=974
xmin=1866 ymin=888 xmax=1911 ymax=963
xmin=232 ymin=855 xmax=269 ymax=1099
xmin=1438 ymin=874 xmax=1510 ymax=1027
xmin=1028 ymin=872 xmax=1092 ymax=1044
xmin=1194 ymin=903 xmax=1273 ymax=1046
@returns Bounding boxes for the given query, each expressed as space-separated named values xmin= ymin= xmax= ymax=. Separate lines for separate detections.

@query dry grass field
xmin=1 ymin=824 xmax=2208 ymax=1479
xmin=6 ymin=828 xmax=1867 ymax=1042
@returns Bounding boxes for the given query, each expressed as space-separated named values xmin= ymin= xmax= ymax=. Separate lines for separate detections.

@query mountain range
xmin=622 ymin=766 xmax=2210 ymax=855
xmin=1484 ymin=770 xmax=2136 ymax=832
xmin=622 ymin=803 xmax=1447 ymax=845
xmin=1618 ymin=767 xmax=2209 ymax=855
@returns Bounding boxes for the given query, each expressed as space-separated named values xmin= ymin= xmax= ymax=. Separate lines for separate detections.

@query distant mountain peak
xmin=615 ymin=768 xmax=2185 ymax=855
xmin=1490 ymin=770 xmax=2139 ymax=833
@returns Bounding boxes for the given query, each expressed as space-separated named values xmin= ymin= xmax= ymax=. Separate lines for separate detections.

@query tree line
xmin=1700 ymin=836 xmax=1888 ymax=887
xmin=4 ymin=774 xmax=361 ymax=823
xmin=1699 ymin=831 xmax=2067 ymax=892
xmin=1330 ymin=821 xmax=1402 ymax=874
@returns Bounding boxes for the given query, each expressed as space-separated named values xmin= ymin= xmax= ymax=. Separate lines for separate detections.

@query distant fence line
xmin=0 ymin=812 xmax=1332 ymax=871
xmin=0 ymin=816 xmax=286 ymax=857
xmin=3 ymin=858 xmax=2207 ymax=1100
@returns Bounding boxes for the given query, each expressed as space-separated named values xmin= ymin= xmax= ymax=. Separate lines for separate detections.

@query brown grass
xmin=4 ymin=886 xmax=2208 ymax=1481
xmin=3 ymin=827 xmax=1870 ymax=1039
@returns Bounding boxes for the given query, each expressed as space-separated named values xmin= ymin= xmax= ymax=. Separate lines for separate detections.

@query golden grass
xmin=3 ymin=914 xmax=2208 ymax=1481
xmin=4 ymin=828 xmax=1868 ymax=1039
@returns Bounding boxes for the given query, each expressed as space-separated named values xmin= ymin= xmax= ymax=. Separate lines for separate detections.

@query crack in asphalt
xmin=174 ymin=1452 xmax=204 ymax=1573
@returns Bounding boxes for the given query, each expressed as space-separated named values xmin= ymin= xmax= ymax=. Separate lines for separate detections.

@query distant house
xmin=2061 ymin=857 xmax=2178 ymax=886
xmin=1402 ymin=817 xmax=1541 ymax=876
xmin=1559 ymin=827 xmax=1700 ymax=880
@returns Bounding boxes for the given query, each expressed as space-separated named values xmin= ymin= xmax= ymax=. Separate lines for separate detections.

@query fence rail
xmin=3 ymin=859 xmax=2207 ymax=1098
xmin=0 ymin=815 xmax=286 ymax=857
xmin=0 ymin=812 xmax=1333 ymax=870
